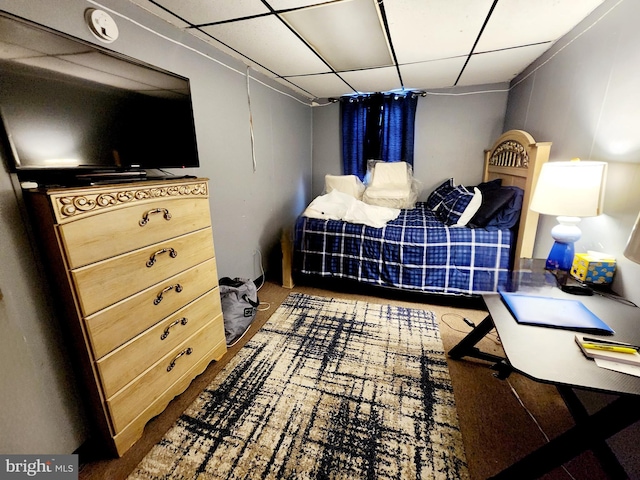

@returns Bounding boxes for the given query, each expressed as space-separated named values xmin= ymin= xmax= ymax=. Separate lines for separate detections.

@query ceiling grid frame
xmin=128 ymin=0 xmax=608 ymax=100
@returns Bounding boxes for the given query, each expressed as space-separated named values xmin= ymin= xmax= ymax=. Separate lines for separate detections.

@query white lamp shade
xmin=530 ymin=161 xmax=608 ymax=217
xmin=624 ymin=212 xmax=640 ymax=264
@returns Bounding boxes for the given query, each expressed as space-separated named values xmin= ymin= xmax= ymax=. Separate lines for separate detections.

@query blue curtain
xmin=341 ymin=92 xmax=419 ymax=179
xmin=380 ymin=93 xmax=418 ymax=164
xmin=341 ymin=96 xmax=368 ymax=180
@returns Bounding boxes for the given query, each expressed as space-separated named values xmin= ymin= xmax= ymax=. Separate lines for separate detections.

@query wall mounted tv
xmin=0 ymin=12 xmax=200 ymax=185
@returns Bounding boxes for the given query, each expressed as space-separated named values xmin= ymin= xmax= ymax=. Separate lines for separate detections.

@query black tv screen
xmin=0 ymin=13 xmax=200 ymax=184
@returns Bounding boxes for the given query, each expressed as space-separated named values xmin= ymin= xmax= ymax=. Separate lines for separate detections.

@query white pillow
xmin=369 ymin=162 xmax=410 ymax=188
xmin=454 ymin=187 xmax=483 ymax=227
xmin=324 ymin=174 xmax=365 ymax=200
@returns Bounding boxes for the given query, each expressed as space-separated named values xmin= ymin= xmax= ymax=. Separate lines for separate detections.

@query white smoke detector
xmin=85 ymin=8 xmax=119 ymax=43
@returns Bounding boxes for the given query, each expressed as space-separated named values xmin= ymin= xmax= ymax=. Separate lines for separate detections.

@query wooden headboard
xmin=482 ymin=130 xmax=552 ymax=260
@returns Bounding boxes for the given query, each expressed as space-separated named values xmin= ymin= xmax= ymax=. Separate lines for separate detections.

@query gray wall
xmin=505 ymin=0 xmax=640 ymax=306
xmin=311 ymin=85 xmax=509 ymax=198
xmin=504 ymin=0 xmax=640 ymax=475
xmin=0 ymin=0 xmax=312 ymax=454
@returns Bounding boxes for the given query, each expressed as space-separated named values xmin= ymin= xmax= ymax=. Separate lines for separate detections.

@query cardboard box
xmin=571 ymin=252 xmax=616 ymax=284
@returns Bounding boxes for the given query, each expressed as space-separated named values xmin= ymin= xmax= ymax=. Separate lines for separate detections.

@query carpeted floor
xmin=78 ymin=279 xmax=611 ymax=480
xmin=128 ymin=293 xmax=469 ymax=479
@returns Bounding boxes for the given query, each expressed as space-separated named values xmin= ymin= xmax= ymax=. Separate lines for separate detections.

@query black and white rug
xmin=128 ymin=293 xmax=469 ymax=479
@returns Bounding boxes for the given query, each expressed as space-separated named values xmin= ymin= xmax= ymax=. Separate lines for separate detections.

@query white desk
xmin=449 ymin=267 xmax=640 ymax=479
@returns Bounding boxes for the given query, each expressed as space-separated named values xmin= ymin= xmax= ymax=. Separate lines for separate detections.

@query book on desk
xmin=575 ymin=335 xmax=640 ymax=366
xmin=499 ymin=291 xmax=614 ymax=334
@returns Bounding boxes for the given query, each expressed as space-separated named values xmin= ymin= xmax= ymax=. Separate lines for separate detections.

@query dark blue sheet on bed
xmin=294 ymin=202 xmax=512 ymax=295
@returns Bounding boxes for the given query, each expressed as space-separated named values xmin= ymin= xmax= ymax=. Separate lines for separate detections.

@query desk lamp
xmin=530 ymin=160 xmax=608 ymax=271
xmin=624 ymin=211 xmax=640 ymax=264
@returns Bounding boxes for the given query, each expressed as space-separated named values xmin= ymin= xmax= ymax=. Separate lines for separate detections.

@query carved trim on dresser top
xmin=489 ymin=140 xmax=529 ymax=168
xmin=48 ymin=180 xmax=208 ymax=222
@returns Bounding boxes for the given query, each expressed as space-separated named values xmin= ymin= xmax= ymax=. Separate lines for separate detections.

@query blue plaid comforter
xmin=294 ymin=202 xmax=512 ymax=295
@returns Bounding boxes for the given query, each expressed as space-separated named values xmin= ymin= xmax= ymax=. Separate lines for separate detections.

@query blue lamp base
xmin=545 ymin=216 xmax=582 ymax=271
xmin=545 ymin=241 xmax=575 ymax=271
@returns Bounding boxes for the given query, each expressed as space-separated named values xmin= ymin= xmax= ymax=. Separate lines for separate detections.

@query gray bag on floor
xmin=219 ymin=277 xmax=259 ymax=346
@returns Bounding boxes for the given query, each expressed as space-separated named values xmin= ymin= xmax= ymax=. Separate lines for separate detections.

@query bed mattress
xmin=294 ymin=202 xmax=512 ymax=295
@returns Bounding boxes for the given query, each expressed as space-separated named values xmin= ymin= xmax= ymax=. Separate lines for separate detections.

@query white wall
xmin=0 ymin=0 xmax=312 ymax=454
xmin=311 ymin=85 xmax=509 ymax=198
xmin=504 ymin=0 xmax=640 ymax=476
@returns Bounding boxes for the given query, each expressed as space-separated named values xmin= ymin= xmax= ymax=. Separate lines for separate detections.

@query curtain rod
xmin=329 ymin=90 xmax=427 ymax=102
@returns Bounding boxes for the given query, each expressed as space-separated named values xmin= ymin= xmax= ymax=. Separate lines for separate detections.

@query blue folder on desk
xmin=499 ymin=291 xmax=614 ymax=334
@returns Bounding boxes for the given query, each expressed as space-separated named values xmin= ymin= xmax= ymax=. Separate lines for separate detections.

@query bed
xmin=291 ymin=130 xmax=552 ymax=296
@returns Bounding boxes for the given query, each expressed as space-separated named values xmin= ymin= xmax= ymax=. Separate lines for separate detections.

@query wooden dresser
xmin=25 ymin=177 xmax=227 ymax=456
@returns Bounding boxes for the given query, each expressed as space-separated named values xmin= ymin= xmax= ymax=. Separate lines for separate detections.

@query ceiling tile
xmin=400 ymin=57 xmax=468 ymax=90
xmin=284 ymin=73 xmax=356 ymax=99
xmin=477 ymin=0 xmax=605 ymax=52
xmin=457 ymin=44 xmax=551 ymax=86
xmin=125 ymin=0 xmax=189 ymax=28
xmin=187 ymin=29 xmax=243 ymax=58
xmin=270 ymin=77 xmax=319 ymax=99
xmin=282 ymin=0 xmax=392 ymax=71
xmin=267 ymin=0 xmax=331 ymax=9
xmin=189 ymin=28 xmax=290 ymax=81
xmin=340 ymin=67 xmax=402 ymax=95
xmin=384 ymin=0 xmax=495 ymax=63
xmin=124 ymin=0 xmax=608 ymax=94
xmin=151 ymin=0 xmax=269 ymax=25
xmin=201 ymin=16 xmax=329 ymax=76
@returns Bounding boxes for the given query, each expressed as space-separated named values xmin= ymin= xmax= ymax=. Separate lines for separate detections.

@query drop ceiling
xmin=128 ymin=0 xmax=606 ymax=100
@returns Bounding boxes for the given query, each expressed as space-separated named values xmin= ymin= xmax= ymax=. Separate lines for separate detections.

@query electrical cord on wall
xmin=254 ymin=248 xmax=271 ymax=312
xmin=594 ymin=290 xmax=638 ymax=307
xmin=226 ymin=249 xmax=271 ymax=349
xmin=246 ymin=66 xmax=257 ymax=172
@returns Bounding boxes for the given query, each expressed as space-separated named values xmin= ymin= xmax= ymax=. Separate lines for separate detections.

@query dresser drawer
xmin=107 ymin=318 xmax=226 ymax=434
xmin=111 ymin=338 xmax=227 ymax=456
xmin=58 ymin=197 xmax=212 ymax=269
xmin=97 ymin=290 xmax=222 ymax=399
xmin=73 ymin=228 xmax=214 ymax=316
xmin=85 ymin=258 xmax=218 ymax=359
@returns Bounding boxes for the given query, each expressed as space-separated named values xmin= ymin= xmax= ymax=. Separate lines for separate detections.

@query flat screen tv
xmin=0 ymin=12 xmax=200 ymax=186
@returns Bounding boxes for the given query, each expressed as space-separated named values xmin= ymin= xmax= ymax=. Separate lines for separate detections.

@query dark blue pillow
xmin=469 ymin=186 xmax=524 ymax=229
xmin=436 ymin=185 xmax=474 ymax=225
xmin=469 ymin=187 xmax=516 ymax=227
xmin=471 ymin=178 xmax=502 ymax=192
xmin=426 ymin=178 xmax=454 ymax=210
xmin=485 ymin=187 xmax=524 ymax=229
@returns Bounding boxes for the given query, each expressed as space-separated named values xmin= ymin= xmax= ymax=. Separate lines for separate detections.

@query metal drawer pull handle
xmin=146 ymin=247 xmax=177 ymax=267
xmin=139 ymin=208 xmax=171 ymax=226
xmin=154 ymin=283 xmax=183 ymax=305
xmin=167 ymin=347 xmax=192 ymax=372
xmin=160 ymin=317 xmax=188 ymax=340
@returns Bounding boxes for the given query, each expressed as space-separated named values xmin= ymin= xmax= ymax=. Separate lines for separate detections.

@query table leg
xmin=448 ymin=314 xmax=504 ymax=363
xmin=489 ymin=394 xmax=640 ymax=479
xmin=558 ymin=386 xmax=629 ymax=479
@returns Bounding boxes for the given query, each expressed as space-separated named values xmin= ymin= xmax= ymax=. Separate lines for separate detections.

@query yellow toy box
xmin=571 ymin=252 xmax=616 ymax=284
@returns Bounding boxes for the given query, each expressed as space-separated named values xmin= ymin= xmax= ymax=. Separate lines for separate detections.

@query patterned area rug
xmin=128 ymin=293 xmax=469 ymax=479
